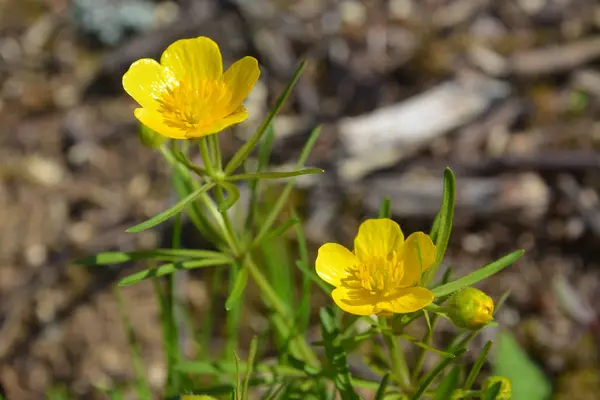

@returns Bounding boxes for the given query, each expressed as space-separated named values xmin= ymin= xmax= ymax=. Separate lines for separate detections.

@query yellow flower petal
xmin=316 ymin=243 xmax=358 ymax=287
xmin=134 ymin=108 xmax=186 ymax=139
xmin=188 ymin=106 xmax=249 ymax=138
xmin=332 ymin=286 xmax=376 ymax=316
xmin=399 ymin=232 xmax=436 ymax=286
xmin=123 ymin=59 xmax=173 ymax=109
xmin=222 ymin=56 xmax=260 ymax=114
xmin=160 ymin=36 xmax=223 ymax=84
xmin=354 ymin=218 xmax=404 ymax=261
xmin=374 ymin=287 xmax=434 ymax=314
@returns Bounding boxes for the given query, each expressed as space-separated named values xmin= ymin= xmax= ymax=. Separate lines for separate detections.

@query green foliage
xmin=78 ymin=52 xmax=527 ymax=399
xmin=319 ymin=307 xmax=360 ymax=400
xmin=493 ymin=331 xmax=551 ymax=400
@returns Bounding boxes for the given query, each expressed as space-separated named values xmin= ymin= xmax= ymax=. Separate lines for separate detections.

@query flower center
xmin=355 ymin=251 xmax=404 ymax=295
xmin=156 ymin=77 xmax=232 ymax=132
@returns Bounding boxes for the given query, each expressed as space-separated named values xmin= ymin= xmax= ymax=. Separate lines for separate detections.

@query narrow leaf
xmin=241 ymin=336 xmax=258 ymax=400
xmin=76 ymin=249 xmax=227 ymax=266
xmin=464 ymin=340 xmax=493 ymax=390
xmin=483 ymin=382 xmax=503 ymax=400
xmin=434 ymin=365 xmax=461 ymax=400
xmin=374 ymin=373 xmax=391 ymax=400
xmin=228 ymin=168 xmax=323 ymax=181
xmin=432 ymin=250 xmax=524 ymax=297
xmin=425 ymin=168 xmax=455 ymax=284
xmin=225 ymin=61 xmax=307 ymax=175
xmin=378 ymin=196 xmax=392 ymax=218
xmin=294 ymin=210 xmax=311 ymax=334
xmin=217 ymin=182 xmax=241 ymax=212
xmin=252 ymin=125 xmax=322 ymax=246
xmin=119 ymin=258 xmax=230 ymax=286
xmin=126 ymin=182 xmax=214 ymax=233
xmin=411 ymin=349 xmax=466 ymax=400
xmin=252 ymin=218 xmax=299 ymax=249
xmin=225 ymin=265 xmax=249 ymax=311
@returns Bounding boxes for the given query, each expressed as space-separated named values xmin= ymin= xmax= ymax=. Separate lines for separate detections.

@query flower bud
xmin=483 ymin=376 xmax=511 ymax=399
xmin=139 ymin=124 xmax=167 ymax=149
xmin=447 ymin=287 xmax=494 ymax=330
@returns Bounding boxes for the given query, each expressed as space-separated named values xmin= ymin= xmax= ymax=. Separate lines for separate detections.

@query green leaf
xmin=228 ymin=168 xmax=323 ymax=181
xmin=251 ymin=218 xmax=299 ymax=249
xmin=464 ymin=340 xmax=493 ymax=390
xmin=493 ymin=330 xmax=551 ymax=400
xmin=217 ymin=181 xmax=241 ymax=212
xmin=374 ymin=373 xmax=391 ymax=400
xmin=296 ymin=260 xmax=332 ymax=296
xmin=241 ymin=336 xmax=258 ymax=400
xmin=397 ymin=333 xmax=456 ymax=358
xmin=434 ymin=365 xmax=461 ymax=400
xmin=245 ymin=125 xmax=276 ymax=231
xmin=319 ymin=306 xmax=361 ymax=400
xmin=76 ymin=249 xmax=227 ymax=266
xmin=225 ymin=264 xmax=249 ymax=311
xmin=425 ymin=168 xmax=455 ymax=285
xmin=411 ymin=349 xmax=466 ymax=400
xmin=165 ymin=146 xmax=224 ymax=245
xmin=378 ymin=196 xmax=392 ymax=218
xmin=252 ymin=125 xmax=322 ymax=247
xmin=118 ymin=258 xmax=231 ymax=286
xmin=294 ymin=210 xmax=311 ymax=334
xmin=126 ymin=182 xmax=214 ymax=233
xmin=175 ymin=360 xmax=307 ymax=378
xmin=225 ymin=61 xmax=307 ymax=175
xmin=429 ymin=212 xmax=441 ymax=243
xmin=432 ymin=250 xmax=524 ymax=297
xmin=483 ymin=382 xmax=503 ymax=400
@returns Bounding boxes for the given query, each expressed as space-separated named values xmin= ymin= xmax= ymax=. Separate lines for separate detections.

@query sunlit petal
xmin=123 ymin=59 xmax=173 ymax=110
xmin=222 ymin=56 xmax=260 ymax=114
xmin=188 ymin=106 xmax=248 ymax=138
xmin=354 ymin=219 xmax=404 ymax=261
xmin=375 ymin=287 xmax=434 ymax=314
xmin=399 ymin=232 xmax=436 ymax=286
xmin=332 ymin=286 xmax=376 ymax=316
xmin=316 ymin=243 xmax=358 ymax=287
xmin=161 ymin=36 xmax=223 ymax=85
xmin=134 ymin=108 xmax=186 ymax=139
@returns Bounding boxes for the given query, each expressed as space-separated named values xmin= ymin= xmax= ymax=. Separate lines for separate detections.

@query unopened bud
xmin=139 ymin=124 xmax=167 ymax=149
xmin=447 ymin=287 xmax=494 ymax=330
xmin=483 ymin=376 xmax=511 ymax=399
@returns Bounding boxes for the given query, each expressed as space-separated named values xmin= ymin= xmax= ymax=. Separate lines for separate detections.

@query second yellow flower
xmin=316 ymin=218 xmax=436 ymax=316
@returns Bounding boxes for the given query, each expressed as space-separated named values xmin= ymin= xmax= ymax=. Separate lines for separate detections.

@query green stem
xmin=379 ymin=317 xmax=411 ymax=393
xmin=411 ymin=313 xmax=439 ymax=382
xmin=199 ymin=137 xmax=215 ymax=177
xmin=161 ymin=138 xmax=319 ymax=368
xmin=208 ymin=133 xmax=222 ymax=171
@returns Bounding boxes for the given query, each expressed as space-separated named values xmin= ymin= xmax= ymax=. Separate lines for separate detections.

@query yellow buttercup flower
xmin=315 ymin=218 xmax=436 ymax=316
xmin=122 ymin=36 xmax=260 ymax=139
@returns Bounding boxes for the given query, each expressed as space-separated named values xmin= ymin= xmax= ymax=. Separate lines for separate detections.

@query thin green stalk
xmin=199 ymin=137 xmax=216 ymax=177
xmin=225 ymin=261 xmax=243 ymax=360
xmin=245 ymin=257 xmax=318 ymax=367
xmin=411 ymin=313 xmax=440 ymax=382
xmin=208 ymin=133 xmax=222 ymax=171
xmin=379 ymin=317 xmax=411 ymax=393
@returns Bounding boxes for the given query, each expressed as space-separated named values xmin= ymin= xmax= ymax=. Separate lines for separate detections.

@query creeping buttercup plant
xmin=79 ymin=36 xmax=525 ymax=399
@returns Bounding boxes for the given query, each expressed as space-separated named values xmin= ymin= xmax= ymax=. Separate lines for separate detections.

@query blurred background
xmin=1 ymin=0 xmax=600 ymax=398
